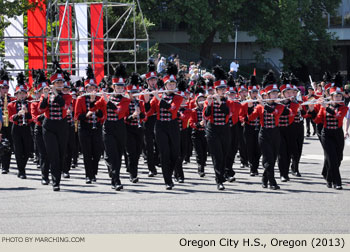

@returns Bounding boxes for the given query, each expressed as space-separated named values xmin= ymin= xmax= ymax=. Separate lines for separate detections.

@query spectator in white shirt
xmin=157 ymin=57 xmax=166 ymax=74
xmin=230 ymin=60 xmax=239 ymax=79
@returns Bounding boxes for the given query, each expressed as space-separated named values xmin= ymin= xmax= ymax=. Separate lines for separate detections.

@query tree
xmin=238 ymin=0 xmax=342 ymax=79
xmin=140 ymin=0 xmax=244 ymax=61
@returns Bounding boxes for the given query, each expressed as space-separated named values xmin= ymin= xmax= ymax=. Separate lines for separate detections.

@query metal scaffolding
xmin=1 ymin=0 xmax=150 ymax=76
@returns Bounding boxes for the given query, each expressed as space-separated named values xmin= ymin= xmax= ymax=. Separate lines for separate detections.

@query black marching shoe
xmin=53 ymin=185 xmax=60 ymax=191
xmin=148 ymin=170 xmax=156 ymax=177
xmin=326 ymin=182 xmax=332 ymax=188
xmin=270 ymin=185 xmax=280 ymax=190
xmin=198 ymin=172 xmax=205 ymax=177
xmin=178 ymin=178 xmax=184 ymax=183
xmin=86 ymin=177 xmax=92 ymax=184
xmin=334 ymin=184 xmax=343 ymax=190
xmin=2 ymin=169 xmax=9 ymax=174
xmin=115 ymin=184 xmax=123 ymax=191
xmin=130 ymin=177 xmax=139 ymax=183
xmin=280 ymin=176 xmax=288 ymax=182
xmin=227 ymin=176 xmax=236 ymax=182
xmin=92 ymin=176 xmax=97 ymax=182
xmin=240 ymin=163 xmax=245 ymax=168
xmin=165 ymin=184 xmax=173 ymax=190
xmin=41 ymin=179 xmax=49 ymax=185
xmin=217 ymin=183 xmax=225 ymax=191
xmin=63 ymin=173 xmax=70 ymax=178
xmin=262 ymin=183 xmax=268 ymax=188
xmin=18 ymin=174 xmax=27 ymax=179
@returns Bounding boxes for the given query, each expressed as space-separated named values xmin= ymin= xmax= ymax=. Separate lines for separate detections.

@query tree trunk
xmin=199 ymin=30 xmax=217 ymax=67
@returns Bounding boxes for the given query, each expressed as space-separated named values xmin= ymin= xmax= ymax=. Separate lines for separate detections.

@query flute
xmin=301 ymin=100 xmax=345 ymax=105
xmin=240 ymin=97 xmax=291 ymax=104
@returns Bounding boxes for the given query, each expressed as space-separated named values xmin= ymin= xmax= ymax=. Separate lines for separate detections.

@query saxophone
xmin=3 ymin=94 xmax=9 ymax=127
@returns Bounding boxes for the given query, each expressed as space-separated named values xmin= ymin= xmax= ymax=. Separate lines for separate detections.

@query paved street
xmin=0 ymin=133 xmax=349 ymax=234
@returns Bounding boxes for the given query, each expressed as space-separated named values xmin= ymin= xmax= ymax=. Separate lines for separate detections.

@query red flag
xmin=28 ymin=0 xmax=47 ymax=88
xmin=59 ymin=5 xmax=72 ymax=72
xmin=253 ymin=68 xmax=256 ymax=76
xmin=90 ymin=4 xmax=104 ymax=84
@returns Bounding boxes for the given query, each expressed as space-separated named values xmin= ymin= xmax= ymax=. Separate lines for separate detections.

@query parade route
xmin=0 ymin=134 xmax=349 ymax=234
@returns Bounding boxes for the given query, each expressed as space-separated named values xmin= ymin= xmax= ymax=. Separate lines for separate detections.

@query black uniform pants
xmin=191 ymin=130 xmax=207 ymax=172
xmin=184 ymin=128 xmax=193 ymax=162
xmin=144 ymin=115 xmax=158 ymax=172
xmin=291 ymin=122 xmax=304 ymax=173
xmin=11 ymin=124 xmax=32 ymax=175
xmin=225 ymin=124 xmax=238 ymax=177
xmin=306 ymin=117 xmax=316 ymax=135
xmin=42 ymin=118 xmax=69 ymax=186
xmin=321 ymin=128 xmax=344 ymax=186
xmin=316 ymin=123 xmax=328 ymax=179
xmin=155 ymin=120 xmax=180 ymax=185
xmin=1 ymin=124 xmax=13 ymax=171
xmin=206 ymin=123 xmax=230 ymax=184
xmin=259 ymin=127 xmax=280 ymax=186
xmin=126 ymin=124 xmax=144 ymax=179
xmin=103 ymin=120 xmax=126 ymax=186
xmin=237 ymin=123 xmax=248 ymax=165
xmin=174 ymin=128 xmax=189 ymax=180
xmin=79 ymin=126 xmax=103 ymax=180
xmin=34 ymin=125 xmax=50 ymax=180
xmin=278 ymin=125 xmax=297 ymax=178
xmin=244 ymin=124 xmax=261 ymax=172
xmin=63 ymin=125 xmax=76 ymax=174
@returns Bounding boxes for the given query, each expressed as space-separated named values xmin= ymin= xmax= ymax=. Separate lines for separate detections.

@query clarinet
xmin=92 ymin=112 xmax=97 ymax=130
xmin=134 ymin=99 xmax=142 ymax=128
xmin=21 ymin=101 xmax=26 ymax=126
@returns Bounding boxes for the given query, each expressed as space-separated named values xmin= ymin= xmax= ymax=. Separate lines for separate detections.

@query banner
xmin=27 ymin=0 xmax=47 ymax=87
xmin=59 ymin=5 xmax=72 ymax=72
xmin=75 ymin=3 xmax=88 ymax=77
xmin=4 ymin=14 xmax=24 ymax=95
xmin=90 ymin=4 xmax=104 ymax=84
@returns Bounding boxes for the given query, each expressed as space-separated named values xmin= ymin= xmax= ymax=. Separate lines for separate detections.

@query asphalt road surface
xmin=0 ymin=134 xmax=349 ymax=234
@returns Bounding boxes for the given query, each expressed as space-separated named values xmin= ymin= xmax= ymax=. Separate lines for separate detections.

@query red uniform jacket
xmin=30 ymin=100 xmax=45 ymax=126
xmin=8 ymin=100 xmax=32 ymax=125
xmin=75 ymin=96 xmax=104 ymax=123
xmin=147 ymin=93 xmax=183 ymax=120
xmin=38 ymin=93 xmax=72 ymax=119
xmin=203 ymin=99 xmax=232 ymax=124
xmin=189 ymin=106 xmax=205 ymax=130
xmin=125 ymin=99 xmax=147 ymax=124
xmin=313 ymin=104 xmax=348 ymax=128
xmin=90 ymin=95 xmax=130 ymax=120
xmin=177 ymin=107 xmax=192 ymax=130
xmin=247 ymin=103 xmax=285 ymax=127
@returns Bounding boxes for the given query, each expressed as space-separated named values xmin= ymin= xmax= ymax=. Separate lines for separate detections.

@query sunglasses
xmin=1 ymin=86 xmax=9 ymax=89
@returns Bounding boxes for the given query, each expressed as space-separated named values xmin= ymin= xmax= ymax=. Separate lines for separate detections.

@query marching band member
xmin=31 ymin=70 xmax=50 ymax=185
xmin=247 ymin=71 xmax=286 ymax=190
xmin=225 ymin=75 xmax=240 ymax=181
xmin=240 ymin=75 xmax=261 ymax=176
xmin=203 ymin=66 xmax=231 ymax=190
xmin=141 ymin=59 xmax=159 ymax=177
xmin=8 ymin=73 xmax=32 ymax=179
xmin=146 ymin=62 xmax=183 ymax=190
xmin=174 ymin=79 xmax=192 ymax=183
xmin=290 ymin=75 xmax=306 ymax=177
xmin=308 ymin=73 xmax=348 ymax=189
xmin=0 ymin=69 xmax=14 ymax=174
xmin=39 ymin=62 xmax=72 ymax=191
xmin=189 ymin=88 xmax=207 ymax=177
xmin=75 ymin=66 xmax=104 ymax=184
xmin=304 ymin=86 xmax=317 ymax=137
xmin=125 ymin=73 xmax=146 ymax=183
xmin=236 ymin=77 xmax=249 ymax=169
xmin=277 ymin=73 xmax=299 ymax=182
xmin=90 ymin=63 xmax=130 ymax=191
